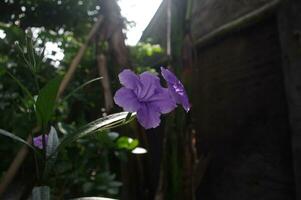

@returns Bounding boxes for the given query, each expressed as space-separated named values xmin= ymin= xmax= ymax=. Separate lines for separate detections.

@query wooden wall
xmin=192 ymin=15 xmax=295 ymax=200
xmin=190 ymin=0 xmax=276 ymax=41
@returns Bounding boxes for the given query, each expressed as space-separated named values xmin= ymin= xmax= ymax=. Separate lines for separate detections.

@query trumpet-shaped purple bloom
xmin=114 ymin=69 xmax=176 ymax=129
xmin=33 ymin=134 xmax=48 ymax=149
xmin=161 ymin=67 xmax=190 ymax=112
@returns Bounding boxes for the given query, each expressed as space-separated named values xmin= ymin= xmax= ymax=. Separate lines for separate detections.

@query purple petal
xmin=161 ymin=67 xmax=191 ymax=112
xmin=136 ymin=72 xmax=161 ymax=100
xmin=148 ymin=88 xmax=176 ymax=114
xmin=172 ymin=88 xmax=190 ymax=112
xmin=33 ymin=134 xmax=48 ymax=149
xmin=118 ymin=69 xmax=141 ymax=90
xmin=114 ymin=87 xmax=141 ymax=112
xmin=161 ymin=67 xmax=178 ymax=84
xmin=137 ymin=103 xmax=161 ymax=129
xmin=169 ymin=82 xmax=191 ymax=112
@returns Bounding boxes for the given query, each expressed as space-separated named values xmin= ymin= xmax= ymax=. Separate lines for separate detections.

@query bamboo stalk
xmin=57 ymin=16 xmax=104 ymax=98
xmin=97 ymin=54 xmax=113 ymax=112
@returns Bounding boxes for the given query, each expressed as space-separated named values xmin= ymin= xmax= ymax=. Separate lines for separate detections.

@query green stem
xmin=61 ymin=77 xmax=103 ymax=102
xmin=34 ymin=73 xmax=40 ymax=92
xmin=5 ymin=69 xmax=34 ymax=101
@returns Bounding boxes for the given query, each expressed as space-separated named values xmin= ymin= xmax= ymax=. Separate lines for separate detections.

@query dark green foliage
xmin=49 ymin=129 xmax=134 ymax=199
xmin=129 ymin=42 xmax=164 ymax=70
xmin=0 ymin=128 xmax=35 ymax=150
xmin=0 ymin=1 xmax=137 ymax=199
xmin=0 ymin=0 xmax=100 ymax=35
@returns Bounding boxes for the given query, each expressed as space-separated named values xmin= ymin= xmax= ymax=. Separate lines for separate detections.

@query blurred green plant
xmin=129 ymin=42 xmax=164 ymax=73
xmin=0 ymin=34 xmax=138 ymax=200
xmin=0 ymin=1 xmax=130 ymax=199
xmin=0 ymin=2 xmax=169 ymax=199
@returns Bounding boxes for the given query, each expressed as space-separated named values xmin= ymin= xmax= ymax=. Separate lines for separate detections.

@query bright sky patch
xmin=118 ymin=0 xmax=163 ymax=46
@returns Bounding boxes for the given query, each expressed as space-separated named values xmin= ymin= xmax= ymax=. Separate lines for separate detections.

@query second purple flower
xmin=33 ymin=134 xmax=49 ymax=149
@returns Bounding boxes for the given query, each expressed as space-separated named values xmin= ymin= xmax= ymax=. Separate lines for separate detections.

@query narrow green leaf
xmin=62 ymin=77 xmax=102 ymax=102
xmin=124 ymin=112 xmax=132 ymax=122
xmin=32 ymin=186 xmax=50 ymax=200
xmin=0 ymin=130 xmax=42 ymax=158
xmin=0 ymin=129 xmax=35 ymax=150
xmin=56 ymin=112 xmax=136 ymax=152
xmin=5 ymin=69 xmax=34 ymax=101
xmin=36 ymin=76 xmax=62 ymax=127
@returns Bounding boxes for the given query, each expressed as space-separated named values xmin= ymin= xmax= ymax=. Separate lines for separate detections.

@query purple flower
xmin=161 ymin=67 xmax=190 ymax=112
xmin=114 ymin=69 xmax=176 ymax=129
xmin=33 ymin=134 xmax=48 ymax=149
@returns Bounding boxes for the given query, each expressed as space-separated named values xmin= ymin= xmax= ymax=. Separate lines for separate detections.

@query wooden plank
xmin=191 ymin=0 xmax=279 ymax=42
xmin=277 ymin=0 xmax=301 ymax=199
xmin=140 ymin=1 xmax=167 ymax=46
xmin=194 ymin=0 xmax=280 ymax=48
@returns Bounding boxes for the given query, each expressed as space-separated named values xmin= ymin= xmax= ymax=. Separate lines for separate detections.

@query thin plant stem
xmin=61 ymin=77 xmax=103 ymax=102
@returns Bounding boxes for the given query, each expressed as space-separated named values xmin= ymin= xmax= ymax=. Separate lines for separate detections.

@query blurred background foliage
xmin=0 ymin=0 xmax=163 ymax=199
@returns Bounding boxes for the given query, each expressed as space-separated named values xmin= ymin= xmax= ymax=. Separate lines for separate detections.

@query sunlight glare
xmin=118 ymin=0 xmax=163 ymax=46
xmin=0 ymin=29 xmax=6 ymax=39
xmin=44 ymin=42 xmax=64 ymax=67
xmin=132 ymin=147 xmax=147 ymax=154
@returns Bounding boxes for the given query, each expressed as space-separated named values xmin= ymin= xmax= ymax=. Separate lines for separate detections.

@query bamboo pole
xmin=96 ymin=53 xmax=113 ymax=112
xmin=57 ymin=16 xmax=104 ymax=98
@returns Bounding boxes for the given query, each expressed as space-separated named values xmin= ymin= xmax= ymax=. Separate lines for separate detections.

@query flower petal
xmin=137 ymin=103 xmax=161 ymax=129
xmin=161 ymin=67 xmax=191 ymax=112
xmin=137 ymin=72 xmax=161 ymax=100
xmin=161 ymin=67 xmax=178 ymax=84
xmin=148 ymin=88 xmax=176 ymax=114
xmin=114 ymin=87 xmax=141 ymax=112
xmin=170 ymin=82 xmax=191 ymax=112
xmin=33 ymin=135 xmax=48 ymax=149
xmin=173 ymin=88 xmax=190 ymax=112
xmin=118 ymin=69 xmax=141 ymax=90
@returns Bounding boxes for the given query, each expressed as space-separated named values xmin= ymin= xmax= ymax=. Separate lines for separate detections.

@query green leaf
xmin=124 ymin=112 xmax=132 ymax=122
xmin=116 ymin=136 xmax=139 ymax=150
xmin=0 ymin=129 xmax=35 ymax=150
xmin=32 ymin=186 xmax=50 ymax=200
xmin=56 ymin=112 xmax=136 ymax=152
xmin=36 ymin=76 xmax=62 ymax=127
xmin=62 ymin=77 xmax=102 ymax=102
